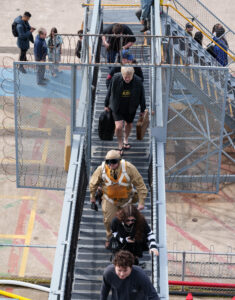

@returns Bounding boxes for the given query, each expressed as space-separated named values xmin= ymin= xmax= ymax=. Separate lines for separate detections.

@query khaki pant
xmin=101 ymin=193 xmax=138 ymax=240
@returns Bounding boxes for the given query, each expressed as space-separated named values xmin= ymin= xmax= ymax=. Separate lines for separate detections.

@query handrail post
xmin=181 ymin=251 xmax=186 ymax=292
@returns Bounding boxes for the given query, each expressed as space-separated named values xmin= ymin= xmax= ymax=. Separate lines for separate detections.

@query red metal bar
xmin=169 ymin=280 xmax=235 ymax=289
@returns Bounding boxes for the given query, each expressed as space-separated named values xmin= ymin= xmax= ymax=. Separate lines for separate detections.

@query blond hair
xmin=121 ymin=66 xmax=134 ymax=76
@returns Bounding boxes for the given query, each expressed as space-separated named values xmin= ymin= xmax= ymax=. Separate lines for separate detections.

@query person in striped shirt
xmin=110 ymin=204 xmax=158 ymax=265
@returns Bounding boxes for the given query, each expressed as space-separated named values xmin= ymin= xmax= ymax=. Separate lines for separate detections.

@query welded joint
xmin=67 ymin=198 xmax=74 ymax=203
xmin=50 ymin=290 xmax=62 ymax=295
xmin=61 ymin=241 xmax=68 ymax=245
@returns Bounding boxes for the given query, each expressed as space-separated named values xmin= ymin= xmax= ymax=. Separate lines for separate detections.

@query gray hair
xmin=121 ymin=66 xmax=134 ymax=76
xmin=38 ymin=27 xmax=46 ymax=35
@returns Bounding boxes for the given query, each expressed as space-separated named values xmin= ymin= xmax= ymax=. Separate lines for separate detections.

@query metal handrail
xmin=82 ymin=3 xmax=140 ymax=7
xmin=162 ymin=3 xmax=235 ymax=63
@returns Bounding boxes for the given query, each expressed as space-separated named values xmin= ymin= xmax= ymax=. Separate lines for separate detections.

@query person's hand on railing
xmin=104 ymin=41 xmax=110 ymax=50
xmin=150 ymin=248 xmax=159 ymax=256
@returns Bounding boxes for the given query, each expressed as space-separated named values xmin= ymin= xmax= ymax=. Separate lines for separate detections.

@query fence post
xmin=182 ymin=251 xmax=186 ymax=291
xmin=71 ymin=64 xmax=77 ymax=139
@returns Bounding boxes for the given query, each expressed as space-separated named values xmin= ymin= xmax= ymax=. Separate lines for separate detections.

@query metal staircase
xmin=161 ymin=11 xmax=235 ymax=128
xmin=71 ymin=24 xmax=153 ymax=299
xmin=159 ymin=10 xmax=235 ymax=192
xmin=48 ymin=2 xmax=235 ymax=300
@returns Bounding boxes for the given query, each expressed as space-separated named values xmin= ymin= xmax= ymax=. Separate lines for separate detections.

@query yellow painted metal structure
xmin=64 ymin=126 xmax=71 ymax=172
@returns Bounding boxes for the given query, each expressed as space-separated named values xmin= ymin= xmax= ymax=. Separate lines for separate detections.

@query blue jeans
xmin=36 ymin=65 xmax=46 ymax=84
xmin=35 ymin=58 xmax=46 ymax=84
xmin=107 ymin=50 xmax=119 ymax=63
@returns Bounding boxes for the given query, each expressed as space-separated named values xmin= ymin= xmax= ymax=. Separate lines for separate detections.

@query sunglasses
xmin=126 ymin=218 xmax=136 ymax=223
xmin=105 ymin=159 xmax=119 ymax=165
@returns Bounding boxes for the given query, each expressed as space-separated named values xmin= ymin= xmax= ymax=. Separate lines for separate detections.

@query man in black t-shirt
xmin=102 ymin=23 xmax=136 ymax=63
xmin=105 ymin=67 xmax=146 ymax=153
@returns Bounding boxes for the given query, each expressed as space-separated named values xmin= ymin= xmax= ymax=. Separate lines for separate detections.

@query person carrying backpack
xmin=13 ymin=11 xmax=35 ymax=73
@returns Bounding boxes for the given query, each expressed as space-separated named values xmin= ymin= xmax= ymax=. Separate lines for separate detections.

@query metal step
xmin=71 ymin=22 xmax=152 ymax=299
xmin=161 ymin=11 xmax=235 ymax=125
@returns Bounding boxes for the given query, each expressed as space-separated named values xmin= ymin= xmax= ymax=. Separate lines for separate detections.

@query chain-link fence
xmin=165 ymin=66 xmax=228 ymax=193
xmin=14 ymin=62 xmax=82 ymax=190
xmin=58 ymin=33 xmax=189 ymax=65
xmin=168 ymin=250 xmax=235 ymax=296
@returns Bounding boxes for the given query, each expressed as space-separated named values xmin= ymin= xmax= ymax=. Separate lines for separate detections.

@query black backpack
xmin=12 ymin=21 xmax=18 ymax=37
xmin=98 ymin=111 xmax=115 ymax=141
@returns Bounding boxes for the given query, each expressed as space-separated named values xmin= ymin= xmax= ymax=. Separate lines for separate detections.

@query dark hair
xmin=113 ymin=250 xmax=134 ymax=267
xmin=216 ymin=26 xmax=225 ymax=38
xmin=194 ymin=31 xmax=203 ymax=45
xmin=23 ymin=11 xmax=31 ymax=18
xmin=212 ymin=23 xmax=221 ymax=34
xmin=185 ymin=22 xmax=193 ymax=29
xmin=77 ymin=29 xmax=83 ymax=37
xmin=116 ymin=205 xmax=145 ymax=242
xmin=112 ymin=23 xmax=123 ymax=35
xmin=214 ymin=25 xmax=228 ymax=46
xmin=50 ymin=27 xmax=57 ymax=38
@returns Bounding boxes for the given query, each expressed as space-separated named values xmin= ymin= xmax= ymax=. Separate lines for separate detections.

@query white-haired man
xmin=104 ymin=67 xmax=146 ymax=154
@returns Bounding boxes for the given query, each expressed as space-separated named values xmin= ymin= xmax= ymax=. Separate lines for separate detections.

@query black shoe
xmin=19 ymin=67 xmax=27 ymax=74
xmin=140 ymin=25 xmax=149 ymax=33
xmin=38 ymin=82 xmax=46 ymax=86
xmin=43 ymin=78 xmax=49 ymax=82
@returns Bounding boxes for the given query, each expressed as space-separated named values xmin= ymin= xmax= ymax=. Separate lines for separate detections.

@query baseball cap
xmin=122 ymin=50 xmax=134 ymax=61
xmin=105 ymin=150 xmax=121 ymax=160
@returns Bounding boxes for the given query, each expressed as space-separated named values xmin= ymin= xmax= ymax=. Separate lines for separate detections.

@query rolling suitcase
xmin=136 ymin=109 xmax=149 ymax=140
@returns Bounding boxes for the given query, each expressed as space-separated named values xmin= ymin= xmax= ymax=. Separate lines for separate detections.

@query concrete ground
xmin=0 ymin=0 xmax=234 ymax=299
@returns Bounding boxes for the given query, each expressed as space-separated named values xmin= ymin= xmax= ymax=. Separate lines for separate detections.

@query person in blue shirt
xmin=14 ymin=11 xmax=35 ymax=73
xmin=34 ymin=28 xmax=48 ymax=85
xmin=213 ymin=26 xmax=228 ymax=66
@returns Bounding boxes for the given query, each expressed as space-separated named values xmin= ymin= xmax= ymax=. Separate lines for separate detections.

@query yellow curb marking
xmin=0 ymin=196 xmax=36 ymax=200
xmin=18 ymin=191 xmax=39 ymax=277
xmin=0 ymin=234 xmax=26 ymax=239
